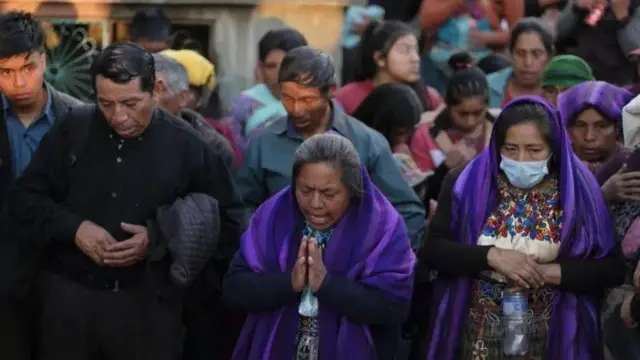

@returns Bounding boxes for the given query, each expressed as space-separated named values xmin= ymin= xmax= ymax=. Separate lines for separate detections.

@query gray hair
xmin=152 ymin=53 xmax=189 ymax=94
xmin=292 ymin=133 xmax=364 ymax=198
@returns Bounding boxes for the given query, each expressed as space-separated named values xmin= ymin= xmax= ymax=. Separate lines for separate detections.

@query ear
xmin=328 ymin=85 xmax=337 ymax=98
xmin=177 ymin=89 xmax=190 ymax=109
xmin=373 ymin=50 xmax=386 ymax=68
xmin=152 ymin=79 xmax=164 ymax=102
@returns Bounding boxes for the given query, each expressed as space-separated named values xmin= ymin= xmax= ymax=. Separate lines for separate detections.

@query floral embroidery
xmin=482 ymin=175 xmax=562 ymax=243
xmin=303 ymin=224 xmax=332 ymax=249
xmin=471 ymin=340 xmax=489 ymax=360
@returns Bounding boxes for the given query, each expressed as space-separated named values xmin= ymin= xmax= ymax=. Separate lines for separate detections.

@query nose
xmin=292 ymin=101 xmax=305 ymax=117
xmin=310 ymin=192 xmax=322 ymax=209
xmin=584 ymin=127 xmax=597 ymax=142
xmin=514 ymin=150 xmax=529 ymax=162
xmin=111 ymin=104 xmax=129 ymax=125
xmin=13 ymin=72 xmax=26 ymax=88
xmin=410 ymin=49 xmax=420 ymax=63
xmin=523 ymin=54 xmax=534 ymax=68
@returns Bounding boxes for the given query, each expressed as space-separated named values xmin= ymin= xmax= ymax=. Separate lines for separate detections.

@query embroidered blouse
xmin=477 ymin=175 xmax=563 ymax=282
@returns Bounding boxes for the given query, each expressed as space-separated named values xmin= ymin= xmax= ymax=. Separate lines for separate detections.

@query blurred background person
xmin=541 ymin=54 xmax=595 ymax=107
xmin=411 ymin=55 xmax=494 ymax=203
xmin=130 ymin=8 xmax=172 ymax=53
xmin=555 ymin=0 xmax=640 ymax=85
xmin=229 ymin=28 xmax=307 ymax=151
xmin=162 ymin=48 xmax=242 ymax=167
xmin=352 ymin=83 xmax=431 ymax=194
xmin=486 ymin=18 xmax=553 ymax=107
xmin=557 ymin=80 xmax=633 ymax=175
xmin=336 ymin=20 xmax=443 ymax=116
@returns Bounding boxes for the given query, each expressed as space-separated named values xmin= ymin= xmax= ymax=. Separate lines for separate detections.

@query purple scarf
xmin=558 ymin=81 xmax=633 ymax=127
xmin=233 ymin=166 xmax=415 ymax=360
xmin=426 ymin=96 xmax=615 ymax=360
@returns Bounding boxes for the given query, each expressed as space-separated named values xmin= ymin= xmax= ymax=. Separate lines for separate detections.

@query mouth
xmin=12 ymin=93 xmax=32 ymax=101
xmin=308 ymin=214 xmax=329 ymax=226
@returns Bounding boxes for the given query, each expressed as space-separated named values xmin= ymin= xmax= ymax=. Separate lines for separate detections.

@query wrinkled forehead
xmin=95 ymin=76 xmax=150 ymax=102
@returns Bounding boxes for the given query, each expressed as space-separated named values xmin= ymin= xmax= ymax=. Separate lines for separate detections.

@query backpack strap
xmin=62 ymin=104 xmax=95 ymax=167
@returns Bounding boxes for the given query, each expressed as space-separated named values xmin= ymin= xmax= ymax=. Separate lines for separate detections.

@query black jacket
xmin=147 ymin=192 xmax=221 ymax=294
xmin=0 ymin=84 xmax=83 ymax=209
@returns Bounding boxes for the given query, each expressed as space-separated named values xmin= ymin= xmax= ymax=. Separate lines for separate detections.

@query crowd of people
xmin=0 ymin=1 xmax=640 ymax=359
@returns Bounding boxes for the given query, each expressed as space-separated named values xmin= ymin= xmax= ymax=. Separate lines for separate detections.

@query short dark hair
xmin=278 ymin=46 xmax=337 ymax=95
xmin=131 ymin=8 xmax=171 ymax=43
xmin=258 ymin=28 xmax=307 ymax=62
xmin=91 ymin=42 xmax=156 ymax=93
xmin=0 ymin=11 xmax=45 ymax=59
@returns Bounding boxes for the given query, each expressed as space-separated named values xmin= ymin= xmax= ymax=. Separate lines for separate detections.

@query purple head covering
xmin=558 ymin=80 xmax=633 ymax=127
xmin=426 ymin=96 xmax=615 ymax=360
xmin=233 ymin=164 xmax=415 ymax=360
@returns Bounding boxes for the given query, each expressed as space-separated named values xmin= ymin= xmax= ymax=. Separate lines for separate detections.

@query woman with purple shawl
xmin=557 ymin=80 xmax=633 ymax=176
xmin=223 ymin=133 xmax=416 ymax=360
xmin=419 ymin=96 xmax=624 ymax=359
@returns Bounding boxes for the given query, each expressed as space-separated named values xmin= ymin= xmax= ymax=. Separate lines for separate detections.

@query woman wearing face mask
xmin=335 ymin=20 xmax=443 ymax=115
xmin=410 ymin=54 xmax=494 ymax=202
xmin=487 ymin=18 xmax=553 ymax=108
xmin=418 ymin=97 xmax=624 ymax=359
xmin=557 ymin=81 xmax=634 ymax=178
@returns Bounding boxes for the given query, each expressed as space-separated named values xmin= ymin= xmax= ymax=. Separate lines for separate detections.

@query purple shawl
xmin=426 ymin=96 xmax=615 ymax=360
xmin=233 ymin=166 xmax=416 ymax=360
xmin=558 ymin=81 xmax=633 ymax=127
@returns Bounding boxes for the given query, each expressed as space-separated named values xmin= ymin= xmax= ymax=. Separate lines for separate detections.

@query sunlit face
xmin=568 ymin=107 xmax=617 ymax=162
xmin=0 ymin=52 xmax=47 ymax=107
xmin=154 ymin=72 xmax=186 ymax=115
xmin=260 ymin=49 xmax=287 ymax=94
xmin=542 ymin=85 xmax=569 ymax=107
xmin=450 ymin=96 xmax=487 ymax=134
xmin=380 ymin=34 xmax=420 ymax=83
xmin=512 ymin=32 xmax=549 ymax=87
xmin=500 ymin=122 xmax=551 ymax=162
xmin=96 ymin=76 xmax=157 ymax=138
xmin=280 ymin=81 xmax=333 ymax=134
xmin=295 ymin=162 xmax=350 ymax=231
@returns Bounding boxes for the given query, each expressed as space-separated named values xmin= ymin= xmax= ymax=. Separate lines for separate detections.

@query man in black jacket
xmin=0 ymin=11 xmax=83 ymax=360
xmin=3 ymin=42 xmax=245 ymax=360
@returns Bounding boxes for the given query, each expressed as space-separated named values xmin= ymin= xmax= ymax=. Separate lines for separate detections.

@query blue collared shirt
xmin=3 ymin=89 xmax=55 ymax=178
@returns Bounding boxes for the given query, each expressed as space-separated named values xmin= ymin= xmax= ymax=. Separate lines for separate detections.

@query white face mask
xmin=499 ymin=155 xmax=550 ymax=189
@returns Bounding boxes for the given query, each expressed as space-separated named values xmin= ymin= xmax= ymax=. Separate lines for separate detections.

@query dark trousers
xmin=0 ymin=297 xmax=34 ymax=360
xmin=38 ymin=271 xmax=183 ymax=360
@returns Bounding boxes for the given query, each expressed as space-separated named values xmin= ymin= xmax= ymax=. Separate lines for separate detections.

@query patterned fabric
xmin=460 ymin=175 xmax=561 ymax=359
xmin=294 ymin=224 xmax=333 ymax=360
xmin=460 ymin=279 xmax=555 ymax=360
xmin=394 ymin=153 xmax=432 ymax=187
xmin=295 ymin=316 xmax=320 ymax=360
xmin=478 ymin=175 xmax=562 ymax=269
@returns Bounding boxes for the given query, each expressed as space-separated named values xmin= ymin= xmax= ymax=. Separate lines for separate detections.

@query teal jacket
xmin=235 ymin=101 xmax=426 ymax=248
xmin=486 ymin=67 xmax=513 ymax=108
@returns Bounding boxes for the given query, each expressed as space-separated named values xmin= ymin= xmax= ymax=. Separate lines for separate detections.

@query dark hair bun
xmin=448 ymin=51 xmax=474 ymax=72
